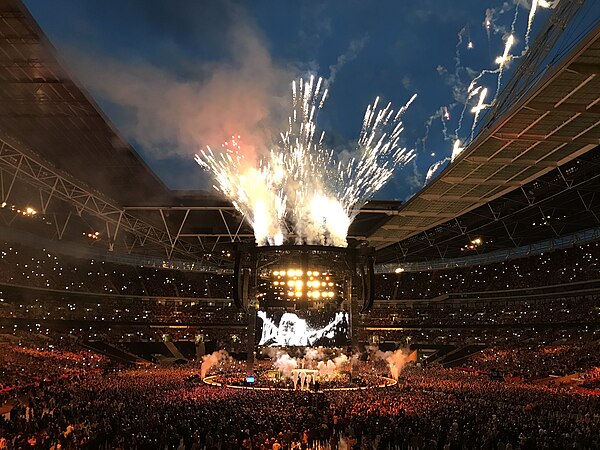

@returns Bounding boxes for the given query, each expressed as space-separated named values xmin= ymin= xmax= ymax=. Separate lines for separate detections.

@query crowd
xmin=0 ymin=356 xmax=599 ymax=449
xmin=0 ymin=336 xmax=106 ymax=401
xmin=2 ymin=234 xmax=600 ymax=448
xmin=376 ymin=242 xmax=600 ymax=300
xmin=5 ymin=240 xmax=600 ymax=308
xmin=466 ymin=337 xmax=600 ymax=379
xmin=0 ymin=241 xmax=232 ymax=298
xmin=582 ymin=367 xmax=600 ymax=388
xmin=360 ymin=296 xmax=600 ymax=327
xmin=355 ymin=326 xmax=600 ymax=381
xmin=2 ymin=239 xmax=600 ymax=333
xmin=0 ymin=289 xmax=245 ymax=325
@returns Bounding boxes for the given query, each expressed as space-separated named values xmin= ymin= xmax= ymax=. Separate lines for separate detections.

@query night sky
xmin=23 ymin=1 xmax=574 ymax=200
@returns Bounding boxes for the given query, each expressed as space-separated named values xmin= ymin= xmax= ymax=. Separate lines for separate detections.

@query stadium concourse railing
xmin=376 ymin=227 xmax=600 ymax=274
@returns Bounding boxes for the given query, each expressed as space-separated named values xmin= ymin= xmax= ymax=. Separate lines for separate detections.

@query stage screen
xmin=256 ymin=310 xmax=350 ymax=347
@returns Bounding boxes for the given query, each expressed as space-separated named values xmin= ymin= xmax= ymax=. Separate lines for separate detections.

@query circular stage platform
xmin=202 ymin=374 xmax=397 ymax=391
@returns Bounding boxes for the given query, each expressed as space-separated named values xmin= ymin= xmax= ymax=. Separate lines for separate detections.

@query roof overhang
xmin=369 ymin=22 xmax=600 ymax=250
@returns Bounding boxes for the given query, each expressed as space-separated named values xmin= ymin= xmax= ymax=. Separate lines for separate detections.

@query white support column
xmin=53 ymin=212 xmax=72 ymax=240
xmin=39 ymin=178 xmax=58 ymax=214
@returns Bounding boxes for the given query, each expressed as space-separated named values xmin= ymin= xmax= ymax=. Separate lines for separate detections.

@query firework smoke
xmin=264 ymin=348 xmax=302 ymax=377
xmin=273 ymin=352 xmax=299 ymax=377
xmin=196 ymin=76 xmax=415 ymax=247
xmin=315 ymin=353 xmax=350 ymax=378
xmin=67 ymin=8 xmax=292 ymax=170
xmin=327 ymin=35 xmax=369 ymax=86
xmin=200 ymin=349 xmax=232 ymax=379
xmin=263 ymin=348 xmax=351 ymax=379
xmin=304 ymin=348 xmax=321 ymax=361
xmin=368 ymin=346 xmax=411 ymax=381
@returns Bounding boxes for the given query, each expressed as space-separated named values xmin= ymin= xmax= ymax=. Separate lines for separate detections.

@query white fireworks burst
xmin=195 ymin=76 xmax=415 ymax=247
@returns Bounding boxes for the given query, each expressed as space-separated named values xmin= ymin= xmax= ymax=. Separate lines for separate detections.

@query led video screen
xmin=256 ymin=310 xmax=350 ymax=347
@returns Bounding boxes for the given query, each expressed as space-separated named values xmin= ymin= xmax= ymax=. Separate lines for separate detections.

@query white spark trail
xmin=526 ymin=0 xmax=551 ymax=49
xmin=494 ymin=34 xmax=515 ymax=99
xmin=451 ymin=139 xmax=464 ymax=162
xmin=470 ymin=87 xmax=488 ymax=141
xmin=455 ymin=85 xmax=482 ymax=139
xmin=425 ymin=158 xmax=449 ymax=185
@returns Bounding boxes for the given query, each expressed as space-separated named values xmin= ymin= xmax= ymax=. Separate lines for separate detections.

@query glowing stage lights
xmin=266 ymin=266 xmax=340 ymax=303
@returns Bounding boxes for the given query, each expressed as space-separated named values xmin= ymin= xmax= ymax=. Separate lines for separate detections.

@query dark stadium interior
xmin=0 ymin=0 xmax=600 ymax=449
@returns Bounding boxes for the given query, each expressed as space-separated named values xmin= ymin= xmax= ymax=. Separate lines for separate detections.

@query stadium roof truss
xmin=0 ymin=132 xmax=217 ymax=261
xmin=0 ymin=123 xmax=398 ymax=265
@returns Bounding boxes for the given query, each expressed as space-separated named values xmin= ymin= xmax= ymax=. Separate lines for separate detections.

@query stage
xmin=202 ymin=373 xmax=397 ymax=391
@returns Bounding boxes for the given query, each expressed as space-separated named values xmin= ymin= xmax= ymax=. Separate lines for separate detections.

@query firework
xmin=526 ymin=0 xmax=551 ymax=48
xmin=494 ymin=34 xmax=514 ymax=66
xmin=424 ymin=138 xmax=463 ymax=185
xmin=196 ymin=76 xmax=415 ymax=247
xmin=425 ymin=158 xmax=448 ymax=185
xmin=470 ymin=87 xmax=489 ymax=140
xmin=442 ymin=106 xmax=450 ymax=121
xmin=194 ymin=142 xmax=287 ymax=246
xmin=424 ymin=0 xmax=554 ymax=190
xmin=451 ymin=139 xmax=464 ymax=162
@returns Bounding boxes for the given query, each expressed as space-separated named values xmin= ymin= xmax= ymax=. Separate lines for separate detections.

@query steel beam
xmin=0 ymin=135 xmax=210 ymax=261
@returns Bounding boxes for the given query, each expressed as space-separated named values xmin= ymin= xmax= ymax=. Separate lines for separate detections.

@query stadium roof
xmin=369 ymin=19 xmax=600 ymax=253
xmin=376 ymin=145 xmax=600 ymax=264
xmin=0 ymin=0 xmax=176 ymax=206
